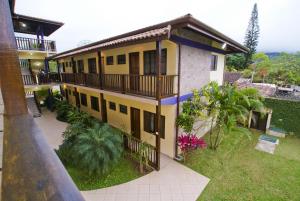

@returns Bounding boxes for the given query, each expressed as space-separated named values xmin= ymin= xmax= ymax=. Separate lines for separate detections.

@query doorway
xmin=129 ymin=52 xmax=140 ymax=92
xmin=130 ymin=107 xmax=141 ymax=139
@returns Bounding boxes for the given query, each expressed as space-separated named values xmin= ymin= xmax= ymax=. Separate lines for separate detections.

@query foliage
xmin=70 ymin=124 xmax=123 ymax=176
xmin=264 ymin=98 xmax=300 ymax=136
xmin=138 ymin=141 xmax=150 ymax=174
xmin=178 ymin=133 xmax=207 ymax=161
xmin=184 ymin=131 xmax=300 ymax=201
xmin=177 ymin=82 xmax=264 ymax=150
xmin=55 ymin=100 xmax=75 ymax=122
xmin=66 ymin=157 xmax=141 ymax=190
xmin=244 ymin=52 xmax=300 ymax=85
xmin=244 ymin=3 xmax=260 ymax=66
xmin=226 ymin=53 xmax=246 ymax=70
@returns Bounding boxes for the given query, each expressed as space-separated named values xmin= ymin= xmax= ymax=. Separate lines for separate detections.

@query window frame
xmin=117 ymin=54 xmax=126 ymax=64
xmin=88 ymin=58 xmax=97 ymax=74
xmin=90 ymin=96 xmax=99 ymax=111
xmin=109 ymin=101 xmax=116 ymax=111
xmin=77 ymin=60 xmax=84 ymax=73
xmin=143 ymin=49 xmax=167 ymax=75
xmin=143 ymin=111 xmax=165 ymax=139
xmin=80 ymin=93 xmax=87 ymax=106
xmin=210 ymin=55 xmax=218 ymax=71
xmin=119 ymin=104 xmax=127 ymax=114
xmin=106 ymin=56 xmax=114 ymax=65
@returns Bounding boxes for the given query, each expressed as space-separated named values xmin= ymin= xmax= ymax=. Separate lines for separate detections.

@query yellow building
xmin=11 ymin=10 xmax=63 ymax=116
xmin=49 ymin=14 xmax=248 ymax=169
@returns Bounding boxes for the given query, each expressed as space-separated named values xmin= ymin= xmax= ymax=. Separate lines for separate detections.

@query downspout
xmin=175 ymin=44 xmax=181 ymax=158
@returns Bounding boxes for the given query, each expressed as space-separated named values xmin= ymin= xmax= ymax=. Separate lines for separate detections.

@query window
xmin=144 ymin=49 xmax=167 ymax=75
xmin=143 ymin=111 xmax=165 ymax=139
xmin=72 ymin=91 xmax=76 ymax=96
xmin=117 ymin=54 xmax=126 ymax=64
xmin=90 ymin=96 xmax=99 ymax=111
xmin=88 ymin=58 xmax=97 ymax=74
xmin=66 ymin=62 xmax=68 ymax=67
xmin=62 ymin=63 xmax=65 ymax=72
xmin=210 ymin=55 xmax=218 ymax=71
xmin=80 ymin=93 xmax=87 ymax=106
xmin=119 ymin=104 xmax=127 ymax=114
xmin=109 ymin=101 xmax=116 ymax=110
xmin=77 ymin=60 xmax=84 ymax=73
xmin=68 ymin=89 xmax=71 ymax=95
xmin=69 ymin=61 xmax=72 ymax=67
xmin=106 ymin=56 xmax=114 ymax=65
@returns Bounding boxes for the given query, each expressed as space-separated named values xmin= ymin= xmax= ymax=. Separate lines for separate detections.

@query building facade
xmin=49 ymin=14 xmax=248 ymax=167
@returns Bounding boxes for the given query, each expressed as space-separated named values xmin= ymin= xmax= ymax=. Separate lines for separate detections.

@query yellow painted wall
xmin=62 ymin=84 xmax=177 ymax=157
xmin=18 ymin=51 xmax=48 ymax=60
xmin=58 ymin=40 xmax=177 ymax=76
xmin=102 ymin=40 xmax=177 ymax=75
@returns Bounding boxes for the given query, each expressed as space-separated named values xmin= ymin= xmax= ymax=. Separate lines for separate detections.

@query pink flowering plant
xmin=178 ymin=133 xmax=207 ymax=161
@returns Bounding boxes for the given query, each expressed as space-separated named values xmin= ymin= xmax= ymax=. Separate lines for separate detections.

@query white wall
xmin=210 ymin=53 xmax=225 ymax=85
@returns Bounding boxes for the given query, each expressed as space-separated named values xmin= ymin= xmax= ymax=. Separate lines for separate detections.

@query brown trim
xmin=100 ymin=93 xmax=107 ymax=122
xmin=175 ymin=44 xmax=181 ymax=158
xmin=155 ymin=40 xmax=162 ymax=170
xmin=97 ymin=51 xmax=103 ymax=89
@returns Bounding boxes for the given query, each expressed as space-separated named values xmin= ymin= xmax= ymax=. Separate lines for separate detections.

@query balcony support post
xmin=155 ymin=40 xmax=162 ymax=170
xmin=97 ymin=50 xmax=103 ymax=89
xmin=175 ymin=44 xmax=181 ymax=158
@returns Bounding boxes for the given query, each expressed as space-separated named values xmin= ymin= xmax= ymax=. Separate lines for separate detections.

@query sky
xmin=15 ymin=0 xmax=300 ymax=53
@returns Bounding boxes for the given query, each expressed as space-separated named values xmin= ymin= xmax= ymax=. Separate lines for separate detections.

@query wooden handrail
xmin=61 ymin=73 xmax=177 ymax=98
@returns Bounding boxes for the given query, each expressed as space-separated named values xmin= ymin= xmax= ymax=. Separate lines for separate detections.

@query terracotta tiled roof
xmin=51 ymin=26 xmax=171 ymax=59
xmin=223 ymin=72 xmax=242 ymax=84
xmin=48 ymin=14 xmax=248 ymax=60
xmin=236 ymin=79 xmax=276 ymax=97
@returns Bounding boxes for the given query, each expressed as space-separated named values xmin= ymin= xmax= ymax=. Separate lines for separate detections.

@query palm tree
xmin=71 ymin=123 xmax=123 ymax=175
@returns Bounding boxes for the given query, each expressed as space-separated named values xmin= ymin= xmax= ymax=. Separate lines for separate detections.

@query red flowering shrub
xmin=178 ymin=134 xmax=207 ymax=152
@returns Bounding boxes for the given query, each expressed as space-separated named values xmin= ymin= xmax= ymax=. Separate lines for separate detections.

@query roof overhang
xmin=12 ymin=13 xmax=64 ymax=36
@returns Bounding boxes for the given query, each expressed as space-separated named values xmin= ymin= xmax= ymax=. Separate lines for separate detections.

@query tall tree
xmin=244 ymin=3 xmax=260 ymax=67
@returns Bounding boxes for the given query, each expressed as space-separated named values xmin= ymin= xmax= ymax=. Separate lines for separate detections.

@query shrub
xmin=55 ymin=100 xmax=75 ymax=122
xmin=178 ymin=133 xmax=207 ymax=161
xmin=71 ymin=124 xmax=123 ymax=175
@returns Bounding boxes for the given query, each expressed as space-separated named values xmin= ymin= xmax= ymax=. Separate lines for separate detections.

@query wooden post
xmin=155 ymin=40 xmax=162 ymax=170
xmin=175 ymin=44 xmax=181 ymax=158
xmin=0 ymin=0 xmax=27 ymax=115
xmin=97 ymin=51 xmax=103 ymax=89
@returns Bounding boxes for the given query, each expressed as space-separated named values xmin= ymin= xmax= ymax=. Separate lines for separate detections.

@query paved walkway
xmin=82 ymin=154 xmax=210 ymax=201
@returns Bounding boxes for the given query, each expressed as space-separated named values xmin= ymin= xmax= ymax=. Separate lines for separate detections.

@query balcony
xmin=61 ymin=73 xmax=178 ymax=98
xmin=16 ymin=36 xmax=57 ymax=52
xmin=22 ymin=72 xmax=61 ymax=85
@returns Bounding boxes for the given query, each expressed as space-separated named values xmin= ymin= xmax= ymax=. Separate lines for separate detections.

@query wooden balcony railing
xmin=22 ymin=73 xmax=61 ymax=85
xmin=61 ymin=73 xmax=177 ymax=98
xmin=16 ymin=36 xmax=57 ymax=52
xmin=123 ymin=134 xmax=158 ymax=169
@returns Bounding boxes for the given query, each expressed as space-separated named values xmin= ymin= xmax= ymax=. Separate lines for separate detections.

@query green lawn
xmin=184 ymin=131 xmax=300 ymax=201
xmin=66 ymin=156 xmax=144 ymax=190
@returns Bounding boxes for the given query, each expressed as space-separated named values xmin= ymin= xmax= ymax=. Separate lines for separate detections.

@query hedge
xmin=264 ymin=98 xmax=300 ymax=136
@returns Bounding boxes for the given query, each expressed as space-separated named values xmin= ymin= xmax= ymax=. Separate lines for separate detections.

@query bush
xmin=264 ymin=98 xmax=300 ymax=136
xmin=71 ymin=124 xmax=123 ymax=175
xmin=55 ymin=101 xmax=75 ymax=122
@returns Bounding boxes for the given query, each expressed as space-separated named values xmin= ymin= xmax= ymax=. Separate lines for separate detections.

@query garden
xmin=176 ymin=82 xmax=300 ymax=200
xmin=53 ymin=100 xmax=152 ymax=190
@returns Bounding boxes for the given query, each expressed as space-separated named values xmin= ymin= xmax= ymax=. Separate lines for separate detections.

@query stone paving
xmin=81 ymin=154 xmax=210 ymax=201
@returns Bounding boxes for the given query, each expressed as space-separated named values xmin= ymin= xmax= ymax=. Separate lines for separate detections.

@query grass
xmin=184 ymin=130 xmax=300 ymax=201
xmin=66 ymin=156 xmax=143 ymax=190
xmin=264 ymin=98 xmax=300 ymax=136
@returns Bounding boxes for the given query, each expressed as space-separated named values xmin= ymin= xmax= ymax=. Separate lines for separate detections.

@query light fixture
xmin=21 ymin=22 xmax=27 ymax=28
xmin=221 ymin=42 xmax=227 ymax=49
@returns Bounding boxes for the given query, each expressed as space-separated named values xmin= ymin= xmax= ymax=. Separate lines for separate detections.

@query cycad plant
xmin=55 ymin=100 xmax=74 ymax=122
xmin=71 ymin=123 xmax=123 ymax=175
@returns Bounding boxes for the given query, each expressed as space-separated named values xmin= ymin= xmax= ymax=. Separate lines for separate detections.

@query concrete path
xmin=82 ymin=154 xmax=209 ymax=201
xmin=34 ymin=109 xmax=67 ymax=149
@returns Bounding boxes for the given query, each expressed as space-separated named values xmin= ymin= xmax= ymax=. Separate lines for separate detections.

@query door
xmin=65 ymin=89 xmax=69 ymax=101
xmin=130 ymin=107 xmax=140 ymax=139
xmin=101 ymin=96 xmax=107 ymax=123
xmin=129 ymin=52 xmax=140 ymax=92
